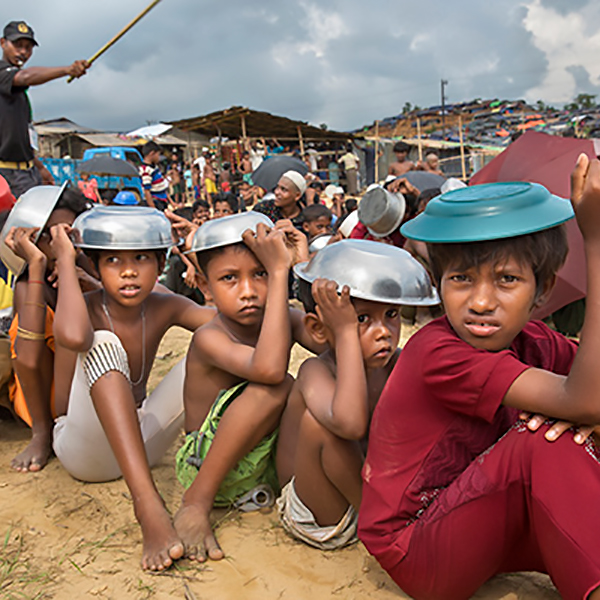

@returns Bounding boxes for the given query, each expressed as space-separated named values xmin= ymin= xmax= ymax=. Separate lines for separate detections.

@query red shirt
xmin=77 ymin=178 xmax=98 ymax=202
xmin=359 ymin=317 xmax=577 ymax=572
xmin=349 ymin=221 xmax=405 ymax=247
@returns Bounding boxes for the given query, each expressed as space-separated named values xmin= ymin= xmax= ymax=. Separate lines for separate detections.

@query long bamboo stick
xmin=67 ymin=0 xmax=163 ymax=83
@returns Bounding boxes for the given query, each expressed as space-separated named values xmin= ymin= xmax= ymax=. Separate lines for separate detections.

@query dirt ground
xmin=0 ymin=324 xmax=561 ymax=599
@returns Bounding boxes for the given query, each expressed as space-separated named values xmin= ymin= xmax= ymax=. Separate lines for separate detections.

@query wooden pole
xmin=374 ymin=121 xmax=380 ymax=183
xmin=416 ymin=118 xmax=423 ymax=162
xmin=67 ymin=0 xmax=163 ymax=82
xmin=297 ymin=125 xmax=305 ymax=156
xmin=458 ymin=114 xmax=467 ymax=180
xmin=241 ymin=115 xmax=247 ymax=147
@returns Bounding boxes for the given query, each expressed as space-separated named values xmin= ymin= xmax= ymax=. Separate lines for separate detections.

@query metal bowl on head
xmin=308 ymin=233 xmax=334 ymax=254
xmin=186 ymin=212 xmax=274 ymax=254
xmin=294 ymin=239 xmax=439 ymax=306
xmin=73 ymin=205 xmax=175 ymax=250
xmin=358 ymin=186 xmax=406 ymax=238
xmin=0 ymin=183 xmax=68 ymax=276
xmin=401 ymin=181 xmax=574 ymax=243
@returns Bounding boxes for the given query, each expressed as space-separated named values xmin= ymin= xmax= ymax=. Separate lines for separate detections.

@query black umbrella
xmin=251 ymin=156 xmax=308 ymax=192
xmin=77 ymin=155 xmax=140 ymax=178
xmin=400 ymin=171 xmax=446 ymax=191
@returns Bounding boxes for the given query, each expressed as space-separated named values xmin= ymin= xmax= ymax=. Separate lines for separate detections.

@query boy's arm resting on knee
xmin=50 ymin=225 xmax=94 ymax=352
xmin=193 ymin=324 xmax=287 ymax=385
xmin=504 ymin=156 xmax=600 ymax=425
xmin=300 ymin=358 xmax=369 ymax=440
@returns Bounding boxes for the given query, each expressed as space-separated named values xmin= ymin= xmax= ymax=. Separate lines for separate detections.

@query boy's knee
xmin=83 ymin=340 xmax=130 ymax=391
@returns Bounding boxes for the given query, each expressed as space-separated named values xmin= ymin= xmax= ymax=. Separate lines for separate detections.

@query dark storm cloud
xmin=6 ymin=0 xmax=599 ymax=133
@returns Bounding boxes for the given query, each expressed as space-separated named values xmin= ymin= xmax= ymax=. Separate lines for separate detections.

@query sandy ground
xmin=0 ymin=324 xmax=561 ymax=599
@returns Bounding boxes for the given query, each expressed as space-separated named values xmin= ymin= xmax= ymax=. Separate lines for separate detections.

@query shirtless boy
xmin=4 ymin=186 xmax=92 ymax=472
xmin=174 ymin=212 xmax=321 ymax=562
xmin=276 ymin=240 xmax=437 ymax=549
xmin=49 ymin=206 xmax=215 ymax=571
xmin=388 ymin=141 xmax=415 ymax=178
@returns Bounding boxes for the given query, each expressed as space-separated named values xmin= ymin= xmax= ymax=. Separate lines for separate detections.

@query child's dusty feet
xmin=173 ymin=503 xmax=224 ymax=562
xmin=135 ymin=498 xmax=184 ymax=571
xmin=11 ymin=432 xmax=52 ymax=472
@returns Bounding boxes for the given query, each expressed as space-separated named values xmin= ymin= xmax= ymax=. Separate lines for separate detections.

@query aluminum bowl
xmin=73 ymin=205 xmax=175 ymax=250
xmin=0 ymin=183 xmax=68 ymax=276
xmin=401 ymin=181 xmax=574 ymax=243
xmin=186 ymin=212 xmax=274 ymax=253
xmin=308 ymin=233 xmax=334 ymax=254
xmin=358 ymin=186 xmax=406 ymax=238
xmin=294 ymin=239 xmax=439 ymax=306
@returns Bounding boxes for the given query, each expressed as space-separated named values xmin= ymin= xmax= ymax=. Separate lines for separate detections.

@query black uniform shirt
xmin=0 ymin=60 xmax=33 ymax=162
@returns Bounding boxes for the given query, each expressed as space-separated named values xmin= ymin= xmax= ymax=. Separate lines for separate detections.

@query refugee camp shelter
xmin=170 ymin=106 xmax=352 ymax=154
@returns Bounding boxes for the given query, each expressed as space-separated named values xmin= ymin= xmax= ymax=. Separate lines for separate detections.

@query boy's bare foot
xmin=173 ymin=503 xmax=224 ymax=562
xmin=11 ymin=432 xmax=52 ymax=472
xmin=135 ymin=498 xmax=184 ymax=571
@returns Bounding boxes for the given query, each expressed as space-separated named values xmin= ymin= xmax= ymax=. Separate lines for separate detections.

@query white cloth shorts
xmin=53 ymin=330 xmax=184 ymax=483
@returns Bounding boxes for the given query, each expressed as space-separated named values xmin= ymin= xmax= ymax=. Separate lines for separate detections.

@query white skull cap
xmin=281 ymin=170 xmax=307 ymax=195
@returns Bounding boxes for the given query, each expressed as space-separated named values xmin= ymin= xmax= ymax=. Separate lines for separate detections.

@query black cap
xmin=3 ymin=21 xmax=38 ymax=46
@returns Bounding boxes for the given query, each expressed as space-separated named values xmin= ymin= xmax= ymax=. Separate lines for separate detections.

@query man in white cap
xmin=253 ymin=170 xmax=306 ymax=231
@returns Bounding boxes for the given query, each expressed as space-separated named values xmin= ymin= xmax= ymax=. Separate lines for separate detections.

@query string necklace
xmin=101 ymin=291 xmax=146 ymax=386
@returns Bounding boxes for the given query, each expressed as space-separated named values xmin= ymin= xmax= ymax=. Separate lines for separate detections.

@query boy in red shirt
xmin=359 ymin=157 xmax=600 ymax=600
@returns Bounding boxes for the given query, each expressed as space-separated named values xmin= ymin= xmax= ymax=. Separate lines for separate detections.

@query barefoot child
xmin=50 ymin=205 xmax=215 ymax=571
xmin=2 ymin=185 xmax=92 ymax=472
xmin=276 ymin=240 xmax=438 ymax=550
xmin=173 ymin=212 xmax=322 ymax=562
xmin=360 ymin=161 xmax=600 ymax=599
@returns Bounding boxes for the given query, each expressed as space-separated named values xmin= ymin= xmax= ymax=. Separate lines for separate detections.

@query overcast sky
xmin=7 ymin=0 xmax=600 ymax=133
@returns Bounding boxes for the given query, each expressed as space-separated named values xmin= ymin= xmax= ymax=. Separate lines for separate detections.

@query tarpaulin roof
xmin=170 ymin=106 xmax=351 ymax=141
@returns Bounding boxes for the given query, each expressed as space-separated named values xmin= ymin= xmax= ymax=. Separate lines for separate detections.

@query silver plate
xmin=294 ymin=239 xmax=439 ymax=306
xmin=73 ymin=205 xmax=175 ymax=250
xmin=0 ymin=183 xmax=68 ymax=276
xmin=185 ymin=212 xmax=274 ymax=253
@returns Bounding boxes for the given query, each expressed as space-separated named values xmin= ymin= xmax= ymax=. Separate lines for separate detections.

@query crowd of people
xmin=2 ymin=18 xmax=600 ymax=600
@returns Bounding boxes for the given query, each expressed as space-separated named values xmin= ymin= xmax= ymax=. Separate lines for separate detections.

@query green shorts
xmin=175 ymin=381 xmax=279 ymax=506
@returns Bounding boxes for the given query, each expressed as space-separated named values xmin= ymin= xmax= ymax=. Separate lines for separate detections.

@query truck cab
xmin=81 ymin=147 xmax=144 ymax=202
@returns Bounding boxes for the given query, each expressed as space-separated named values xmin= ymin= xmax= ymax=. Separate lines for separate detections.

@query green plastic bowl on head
xmin=400 ymin=182 xmax=574 ymax=243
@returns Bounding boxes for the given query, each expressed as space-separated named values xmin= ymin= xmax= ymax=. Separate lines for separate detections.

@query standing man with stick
xmin=0 ymin=21 xmax=89 ymax=197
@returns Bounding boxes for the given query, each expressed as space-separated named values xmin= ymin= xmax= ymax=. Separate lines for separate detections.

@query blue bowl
xmin=400 ymin=182 xmax=574 ymax=243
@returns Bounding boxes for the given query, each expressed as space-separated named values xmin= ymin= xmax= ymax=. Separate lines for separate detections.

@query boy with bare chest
xmin=173 ymin=212 xmax=323 ymax=562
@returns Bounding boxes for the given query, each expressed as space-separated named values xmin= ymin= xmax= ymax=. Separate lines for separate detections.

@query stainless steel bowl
xmin=308 ymin=233 xmax=334 ymax=254
xmin=294 ymin=238 xmax=439 ymax=306
xmin=0 ymin=183 xmax=68 ymax=276
xmin=73 ymin=205 xmax=175 ymax=250
xmin=358 ymin=186 xmax=406 ymax=238
xmin=186 ymin=212 xmax=274 ymax=253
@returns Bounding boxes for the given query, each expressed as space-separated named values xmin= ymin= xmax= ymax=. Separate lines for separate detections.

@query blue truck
xmin=40 ymin=146 xmax=144 ymax=199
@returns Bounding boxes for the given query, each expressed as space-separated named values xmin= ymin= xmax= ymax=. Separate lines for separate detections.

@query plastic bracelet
xmin=16 ymin=326 xmax=45 ymax=341
xmin=28 ymin=280 xmax=44 ymax=285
